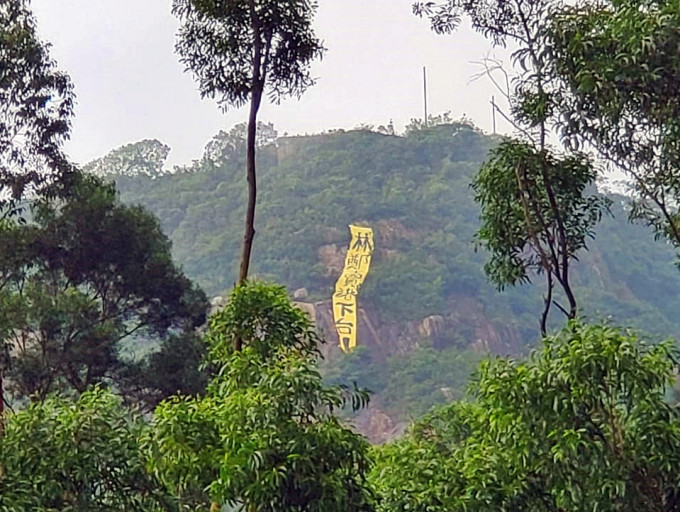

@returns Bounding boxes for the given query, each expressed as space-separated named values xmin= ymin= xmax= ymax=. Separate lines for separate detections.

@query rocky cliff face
xmin=298 ymin=297 xmax=521 ymax=361
xmin=289 ymin=296 xmax=517 ymax=444
xmin=308 ymin=217 xmax=525 ymax=359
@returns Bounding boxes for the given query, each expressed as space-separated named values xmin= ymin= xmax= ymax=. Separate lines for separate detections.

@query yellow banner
xmin=332 ymin=225 xmax=374 ymax=353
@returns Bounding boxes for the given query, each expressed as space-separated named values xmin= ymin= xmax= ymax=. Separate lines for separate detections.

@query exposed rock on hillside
xmin=297 ymin=298 xmax=521 ymax=361
xmin=93 ymin=123 xmax=680 ymax=425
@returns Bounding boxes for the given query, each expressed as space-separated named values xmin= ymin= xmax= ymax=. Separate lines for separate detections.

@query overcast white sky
xmin=32 ymin=0 xmax=511 ymax=167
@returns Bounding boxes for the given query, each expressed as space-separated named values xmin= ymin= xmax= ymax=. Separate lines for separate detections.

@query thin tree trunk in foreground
xmin=237 ymin=90 xmax=261 ymax=289
xmin=236 ymin=2 xmax=264 ymax=353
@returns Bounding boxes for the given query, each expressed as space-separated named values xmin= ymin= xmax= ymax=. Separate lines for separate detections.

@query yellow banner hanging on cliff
xmin=333 ymin=225 xmax=374 ymax=353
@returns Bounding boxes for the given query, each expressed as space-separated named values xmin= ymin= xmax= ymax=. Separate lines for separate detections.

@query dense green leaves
xmin=147 ymin=282 xmax=374 ymax=511
xmin=473 ymin=140 xmax=607 ymax=290
xmin=372 ymin=323 xmax=680 ymax=511
xmin=323 ymin=345 xmax=482 ymax=420
xmin=123 ymin=329 xmax=209 ymax=409
xmin=548 ymin=0 xmax=680 ymax=261
xmin=370 ymin=402 xmax=482 ymax=512
xmin=0 ymin=388 xmax=170 ymax=511
xmin=172 ymin=0 xmax=325 ymax=110
xmin=0 ymin=171 xmax=208 ymax=403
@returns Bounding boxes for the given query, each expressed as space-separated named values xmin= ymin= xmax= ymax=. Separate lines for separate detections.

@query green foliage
xmin=370 ymin=401 xmax=482 ymax=512
xmin=473 ymin=140 xmax=607 ymax=290
xmin=363 ymin=253 xmax=446 ymax=322
xmin=0 ymin=0 xmax=74 ymax=211
xmin=0 ymin=387 xmax=170 ymax=511
xmin=147 ymin=282 xmax=374 ymax=511
xmin=414 ymin=0 xmax=552 ymax=45
xmin=548 ymin=0 xmax=680 ymax=259
xmin=381 ymin=347 xmax=481 ymax=419
xmin=372 ymin=322 xmax=680 ymax=511
xmin=0 ymin=171 xmax=208 ymax=403
xmin=201 ymin=121 xmax=279 ymax=171
xmin=172 ymin=0 xmax=325 ymax=110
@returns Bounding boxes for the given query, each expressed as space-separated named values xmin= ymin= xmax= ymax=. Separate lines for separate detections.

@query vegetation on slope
xmin=89 ymin=121 xmax=680 ymax=418
xmin=101 ymin=123 xmax=680 ymax=338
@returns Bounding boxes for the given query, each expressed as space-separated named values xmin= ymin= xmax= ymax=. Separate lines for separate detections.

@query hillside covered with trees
xmin=85 ymin=121 xmax=680 ymax=420
xmin=7 ymin=0 xmax=680 ymax=509
xmin=95 ymin=124 xmax=680 ymax=333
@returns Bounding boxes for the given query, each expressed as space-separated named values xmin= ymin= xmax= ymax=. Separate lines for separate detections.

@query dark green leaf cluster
xmin=0 ymin=171 xmax=208 ymax=403
xmin=0 ymin=387 xmax=170 ymax=511
xmin=122 ymin=329 xmax=209 ymax=410
xmin=547 ymin=0 xmax=680 ymax=257
xmin=0 ymin=0 xmax=74 ymax=210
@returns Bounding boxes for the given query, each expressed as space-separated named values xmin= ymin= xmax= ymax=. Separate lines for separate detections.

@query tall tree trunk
xmin=540 ymin=272 xmax=553 ymax=337
xmin=237 ymin=88 xmax=262 ymax=288
xmin=234 ymin=89 xmax=262 ymax=354
xmin=235 ymin=1 xmax=264 ymax=352
xmin=237 ymin=0 xmax=263 ymax=291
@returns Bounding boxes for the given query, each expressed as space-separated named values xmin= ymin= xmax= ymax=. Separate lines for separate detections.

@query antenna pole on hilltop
xmin=491 ymin=95 xmax=497 ymax=134
xmin=423 ymin=66 xmax=428 ymax=127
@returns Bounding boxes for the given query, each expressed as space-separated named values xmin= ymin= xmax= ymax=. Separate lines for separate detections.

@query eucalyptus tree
xmin=547 ymin=0 xmax=680 ymax=259
xmin=415 ymin=0 xmax=608 ymax=333
xmin=0 ymin=0 xmax=75 ymax=431
xmin=172 ymin=0 xmax=325 ymax=300
xmin=0 ymin=0 xmax=74 ymax=211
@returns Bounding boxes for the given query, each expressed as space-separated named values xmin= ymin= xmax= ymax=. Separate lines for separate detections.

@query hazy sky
xmin=32 ymin=0 xmax=511 ymax=167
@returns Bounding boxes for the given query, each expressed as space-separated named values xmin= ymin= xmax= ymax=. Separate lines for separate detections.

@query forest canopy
xmin=5 ymin=0 xmax=680 ymax=510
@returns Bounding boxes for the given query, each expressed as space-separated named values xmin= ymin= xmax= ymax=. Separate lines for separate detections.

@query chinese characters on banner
xmin=332 ymin=225 xmax=374 ymax=353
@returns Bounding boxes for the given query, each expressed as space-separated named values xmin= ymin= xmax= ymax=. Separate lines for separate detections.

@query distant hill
xmin=88 ymin=122 xmax=680 ymax=428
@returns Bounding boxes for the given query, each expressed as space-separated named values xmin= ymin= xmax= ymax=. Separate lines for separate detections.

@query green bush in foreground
xmin=146 ymin=281 xmax=374 ymax=512
xmin=0 ymin=388 xmax=170 ymax=511
xmin=372 ymin=322 xmax=680 ymax=511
